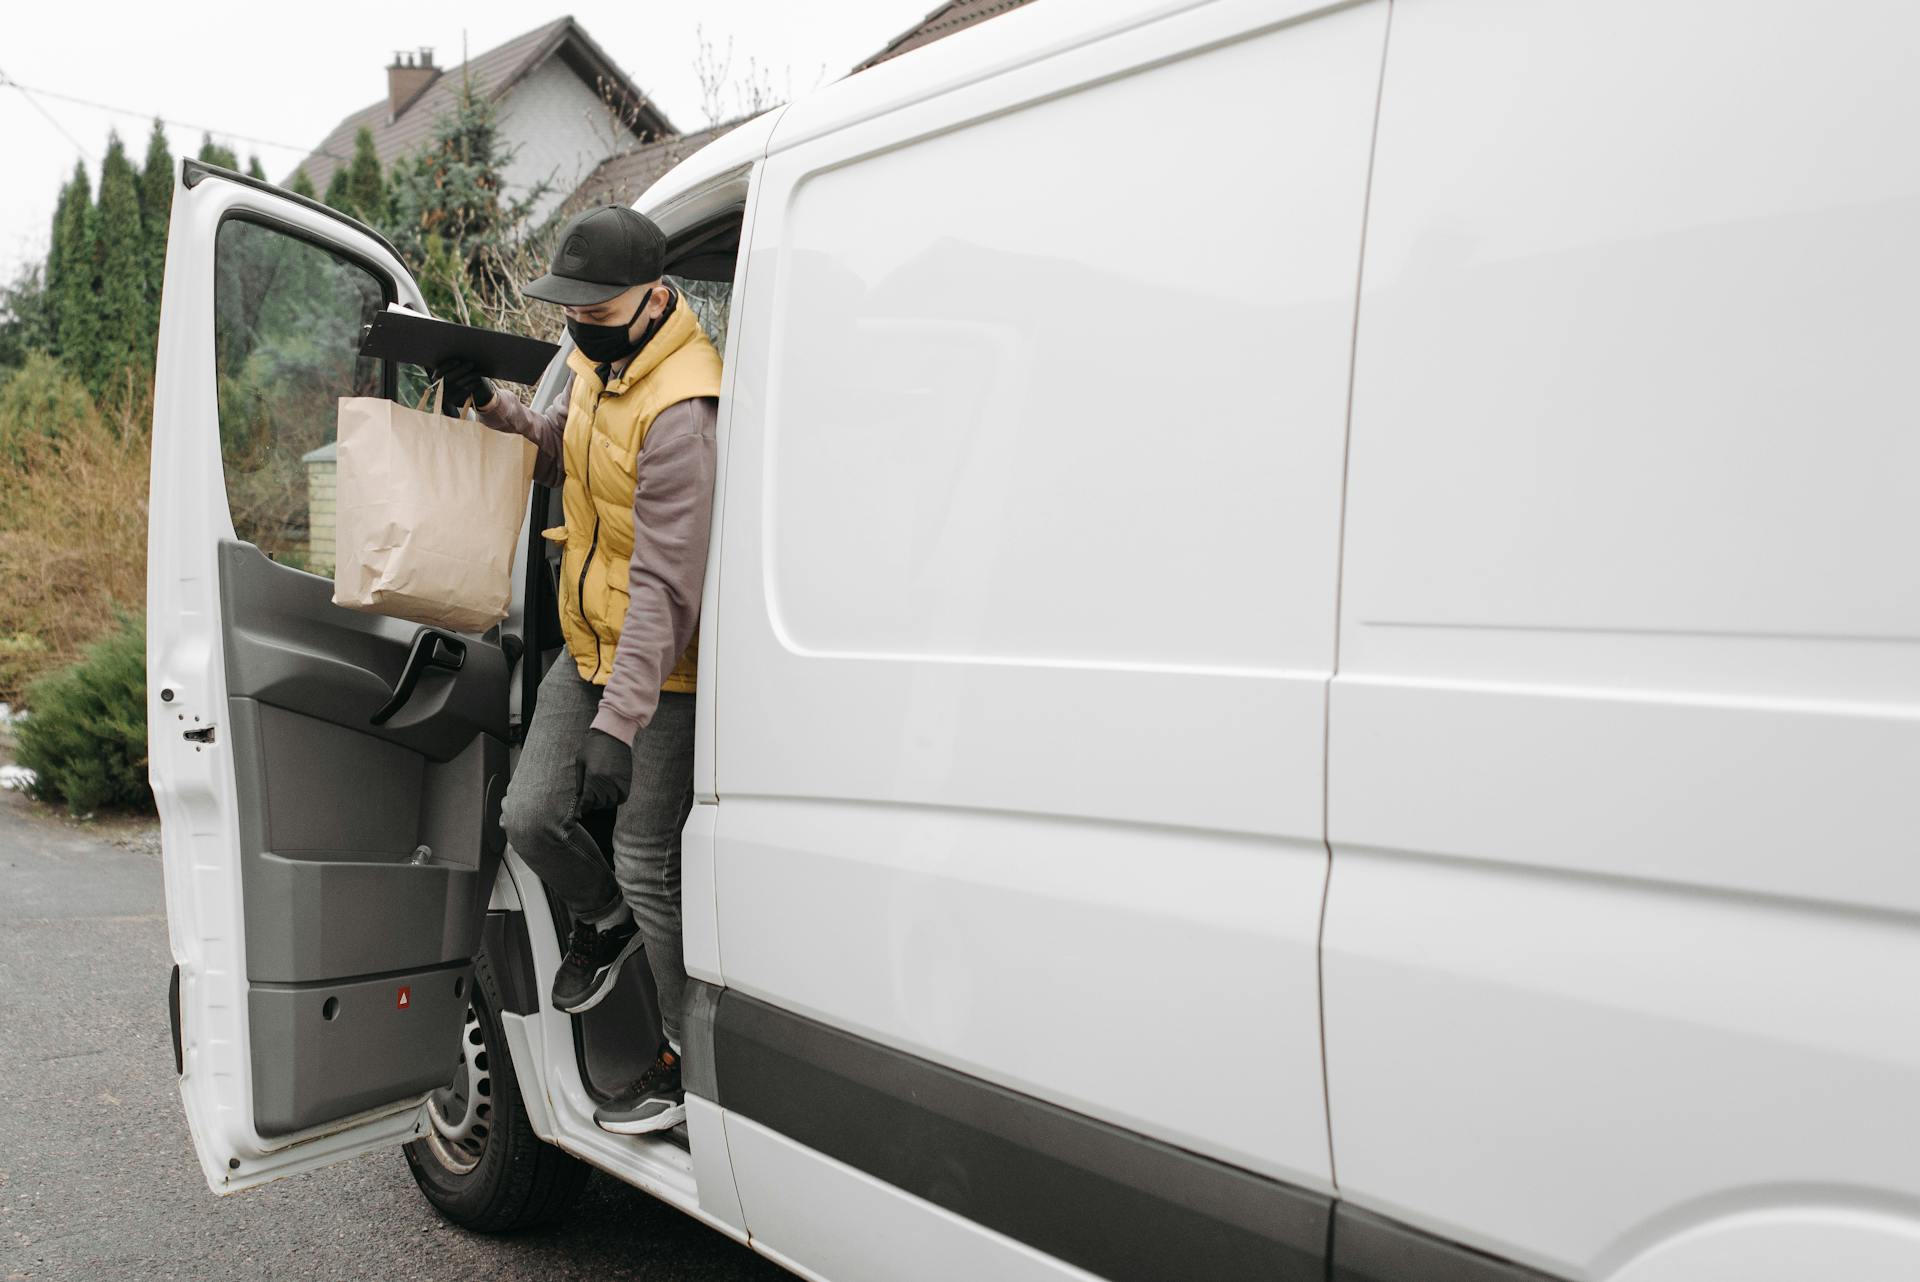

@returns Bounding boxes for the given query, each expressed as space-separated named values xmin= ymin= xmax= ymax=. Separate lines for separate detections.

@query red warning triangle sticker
xmin=397 ymin=986 xmax=411 ymax=1009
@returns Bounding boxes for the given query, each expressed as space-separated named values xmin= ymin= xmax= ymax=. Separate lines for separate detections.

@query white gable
xmin=498 ymin=58 xmax=641 ymax=225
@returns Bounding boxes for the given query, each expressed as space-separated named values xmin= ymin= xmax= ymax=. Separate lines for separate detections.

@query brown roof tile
xmin=853 ymin=0 xmax=1039 ymax=72
xmin=560 ymin=120 xmax=744 ymax=217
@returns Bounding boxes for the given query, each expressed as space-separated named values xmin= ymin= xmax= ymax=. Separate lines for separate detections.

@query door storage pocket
xmin=248 ymin=962 xmax=469 ymax=1137
xmin=248 ymin=852 xmax=481 ymax=983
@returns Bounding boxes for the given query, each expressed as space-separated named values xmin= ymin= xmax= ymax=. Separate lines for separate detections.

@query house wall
xmin=305 ymin=458 xmax=336 ymax=578
xmin=498 ymin=59 xmax=633 ymax=225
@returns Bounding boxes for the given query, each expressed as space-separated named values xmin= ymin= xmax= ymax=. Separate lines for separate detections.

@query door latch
xmin=183 ymin=724 xmax=216 ymax=744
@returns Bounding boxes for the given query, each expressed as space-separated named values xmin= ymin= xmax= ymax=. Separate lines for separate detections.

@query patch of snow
xmin=113 ymin=826 xmax=164 ymax=856
xmin=0 ymin=763 xmax=35 ymax=791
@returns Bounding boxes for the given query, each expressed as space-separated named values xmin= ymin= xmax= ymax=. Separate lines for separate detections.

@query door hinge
xmin=183 ymin=724 xmax=216 ymax=744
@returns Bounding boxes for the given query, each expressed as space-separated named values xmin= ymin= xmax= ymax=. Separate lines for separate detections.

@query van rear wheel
xmin=404 ymin=946 xmax=590 ymax=1231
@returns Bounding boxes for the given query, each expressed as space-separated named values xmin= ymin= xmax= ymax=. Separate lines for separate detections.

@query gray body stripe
xmin=1332 ymin=1204 xmax=1560 ymax=1282
xmin=704 ymin=986 xmax=1329 ymax=1282
xmin=679 ymin=980 xmax=1566 ymax=1282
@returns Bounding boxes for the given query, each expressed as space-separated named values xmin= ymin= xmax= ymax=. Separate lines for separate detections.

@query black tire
xmin=404 ymin=946 xmax=591 ymax=1232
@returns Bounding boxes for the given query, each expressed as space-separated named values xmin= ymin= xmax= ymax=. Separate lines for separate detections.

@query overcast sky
xmin=0 ymin=0 xmax=935 ymax=281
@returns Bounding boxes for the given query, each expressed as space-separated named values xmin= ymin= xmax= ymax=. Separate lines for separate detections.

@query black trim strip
xmin=247 ymin=957 xmax=469 ymax=992
xmin=168 ymin=964 xmax=184 ymax=1075
xmin=480 ymin=910 xmax=538 ymax=1016
xmin=709 ymin=990 xmax=1329 ymax=1282
xmin=1332 ymin=1204 xmax=1560 ymax=1282
xmin=183 ymin=158 xmax=404 ymax=262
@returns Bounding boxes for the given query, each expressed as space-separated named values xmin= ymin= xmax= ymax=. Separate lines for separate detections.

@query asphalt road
xmin=0 ymin=786 xmax=790 ymax=1282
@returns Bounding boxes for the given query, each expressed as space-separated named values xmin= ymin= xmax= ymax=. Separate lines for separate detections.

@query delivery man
xmin=433 ymin=205 xmax=719 ymax=1136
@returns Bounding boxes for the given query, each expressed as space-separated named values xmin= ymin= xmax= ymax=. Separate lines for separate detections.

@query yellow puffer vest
xmin=542 ymin=300 xmax=723 ymax=691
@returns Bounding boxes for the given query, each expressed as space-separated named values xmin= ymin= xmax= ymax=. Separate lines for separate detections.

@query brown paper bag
xmin=331 ymin=382 xmax=537 ymax=633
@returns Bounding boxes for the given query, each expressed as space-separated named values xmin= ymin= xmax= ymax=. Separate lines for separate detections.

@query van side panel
xmin=713 ymin=0 xmax=1389 ymax=1257
xmin=1325 ymin=0 xmax=1920 ymax=1276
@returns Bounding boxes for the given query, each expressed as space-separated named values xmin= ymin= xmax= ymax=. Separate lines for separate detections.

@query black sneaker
xmin=551 ymin=917 xmax=642 ymax=1014
xmin=594 ymin=1045 xmax=686 ymax=1135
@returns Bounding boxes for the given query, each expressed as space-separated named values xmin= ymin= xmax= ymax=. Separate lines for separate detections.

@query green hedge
xmin=15 ymin=611 xmax=151 ymax=814
xmin=0 ymin=350 xmax=100 ymax=462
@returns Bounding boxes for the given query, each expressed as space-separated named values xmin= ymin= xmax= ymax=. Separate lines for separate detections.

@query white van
xmin=147 ymin=1 xmax=1920 ymax=1279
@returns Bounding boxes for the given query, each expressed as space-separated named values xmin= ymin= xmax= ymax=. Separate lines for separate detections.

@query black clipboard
xmin=359 ymin=307 xmax=560 ymax=385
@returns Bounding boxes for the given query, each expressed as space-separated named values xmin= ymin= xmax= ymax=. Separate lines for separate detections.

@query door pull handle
xmin=370 ymin=629 xmax=466 ymax=726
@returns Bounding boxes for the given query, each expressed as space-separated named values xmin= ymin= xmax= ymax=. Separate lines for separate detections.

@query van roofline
xmin=763 ymin=0 xmax=1195 ymax=157
xmin=634 ymin=106 xmax=788 ymax=220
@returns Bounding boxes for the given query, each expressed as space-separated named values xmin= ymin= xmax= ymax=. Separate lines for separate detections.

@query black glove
xmin=431 ymin=357 xmax=494 ymax=417
xmin=574 ymin=728 xmax=632 ymax=815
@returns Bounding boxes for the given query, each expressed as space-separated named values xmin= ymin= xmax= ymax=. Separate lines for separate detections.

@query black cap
xmin=522 ymin=206 xmax=666 ymax=306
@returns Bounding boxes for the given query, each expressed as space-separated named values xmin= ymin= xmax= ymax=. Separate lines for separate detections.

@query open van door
xmin=148 ymin=161 xmax=515 ymax=1191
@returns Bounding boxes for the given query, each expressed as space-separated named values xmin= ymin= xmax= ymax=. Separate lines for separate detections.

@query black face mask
xmin=567 ymin=287 xmax=674 ymax=365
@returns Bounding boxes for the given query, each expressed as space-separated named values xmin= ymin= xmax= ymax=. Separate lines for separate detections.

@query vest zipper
xmin=576 ymin=370 xmax=611 ymax=682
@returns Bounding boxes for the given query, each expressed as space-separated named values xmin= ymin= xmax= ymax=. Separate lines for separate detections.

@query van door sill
xmin=557 ymin=1123 xmax=746 ymax=1243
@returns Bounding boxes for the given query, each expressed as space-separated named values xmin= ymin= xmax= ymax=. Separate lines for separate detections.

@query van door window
xmin=671 ymin=274 xmax=732 ymax=355
xmin=212 ymin=219 xmax=387 ymax=575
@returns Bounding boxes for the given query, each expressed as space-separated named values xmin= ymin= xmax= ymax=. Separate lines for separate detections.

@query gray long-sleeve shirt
xmin=476 ymin=376 xmax=718 ymax=745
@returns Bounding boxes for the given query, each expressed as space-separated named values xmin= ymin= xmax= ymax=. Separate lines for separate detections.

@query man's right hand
xmin=431 ymin=358 xmax=495 ymax=416
xmin=574 ymin=728 xmax=633 ymax=815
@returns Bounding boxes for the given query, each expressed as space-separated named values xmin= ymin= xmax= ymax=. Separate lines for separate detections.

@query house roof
xmin=561 ymin=120 xmax=744 ymax=218
xmin=852 ymin=0 xmax=1040 ymax=72
xmin=290 ymin=17 xmax=675 ymax=192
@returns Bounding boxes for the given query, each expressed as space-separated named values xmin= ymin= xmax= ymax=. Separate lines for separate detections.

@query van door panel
xmin=218 ymin=540 xmax=508 ymax=763
xmin=709 ymin=0 xmax=1391 ymax=1257
xmin=151 ymin=164 xmax=516 ymax=1185
xmin=217 ymin=544 xmax=508 ymax=1140
xmin=1325 ymin=0 xmax=1920 ymax=1274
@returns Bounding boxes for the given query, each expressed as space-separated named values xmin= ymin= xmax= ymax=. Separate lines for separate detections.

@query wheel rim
xmin=422 ymin=1003 xmax=492 ymax=1175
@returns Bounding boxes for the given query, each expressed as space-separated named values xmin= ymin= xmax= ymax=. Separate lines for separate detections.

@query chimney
xmin=387 ymin=47 xmax=439 ymax=119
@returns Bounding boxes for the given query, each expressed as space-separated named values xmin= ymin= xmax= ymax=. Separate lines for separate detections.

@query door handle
xmin=370 ymin=628 xmax=466 ymax=725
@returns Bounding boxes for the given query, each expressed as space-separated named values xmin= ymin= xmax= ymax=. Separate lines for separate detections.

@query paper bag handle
xmin=413 ymin=379 xmax=445 ymax=417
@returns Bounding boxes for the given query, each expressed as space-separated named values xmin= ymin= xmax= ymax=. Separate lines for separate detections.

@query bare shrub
xmin=0 ymin=383 xmax=150 ymax=703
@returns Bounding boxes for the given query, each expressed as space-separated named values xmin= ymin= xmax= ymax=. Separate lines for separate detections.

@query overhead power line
xmin=0 ymin=64 xmax=96 ymax=164
xmin=0 ymin=70 xmax=345 ymax=166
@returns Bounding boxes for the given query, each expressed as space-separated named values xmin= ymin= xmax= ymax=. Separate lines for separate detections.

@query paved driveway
xmin=0 ymin=787 xmax=787 ymax=1282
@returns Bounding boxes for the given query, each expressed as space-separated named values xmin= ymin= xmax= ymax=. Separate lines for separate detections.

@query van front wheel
xmin=404 ymin=946 xmax=590 ymax=1231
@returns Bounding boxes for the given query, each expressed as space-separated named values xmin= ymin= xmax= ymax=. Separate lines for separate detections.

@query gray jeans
xmin=500 ymin=656 xmax=695 ymax=1044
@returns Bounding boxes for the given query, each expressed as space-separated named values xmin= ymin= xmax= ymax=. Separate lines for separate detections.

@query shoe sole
xmin=597 ymin=1101 xmax=687 ymax=1135
xmin=555 ymin=930 xmax=646 ymax=1014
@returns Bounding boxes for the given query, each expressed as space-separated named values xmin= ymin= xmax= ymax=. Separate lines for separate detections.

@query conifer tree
xmin=93 ymin=132 xmax=149 ymax=387
xmin=246 ymin=155 xmax=267 ymax=181
xmin=49 ymin=163 xmax=99 ymax=372
xmin=137 ymin=120 xmax=174 ymax=302
xmin=344 ymin=127 xmax=386 ymax=223
xmin=387 ymin=80 xmax=544 ymax=320
xmin=197 ymin=134 xmax=240 ymax=170
xmin=323 ymin=168 xmax=350 ymax=211
xmin=0 ymin=264 xmax=56 ymax=373
xmin=289 ymin=169 xmax=317 ymax=199
xmin=43 ymin=175 xmax=76 ymax=354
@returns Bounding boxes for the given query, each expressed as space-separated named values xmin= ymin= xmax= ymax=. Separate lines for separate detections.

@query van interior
xmin=507 ymin=206 xmax=746 ymax=1129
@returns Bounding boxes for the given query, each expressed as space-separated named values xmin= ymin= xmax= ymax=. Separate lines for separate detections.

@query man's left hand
xmin=575 ymin=728 xmax=632 ymax=814
xmin=431 ymin=357 xmax=495 ymax=416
